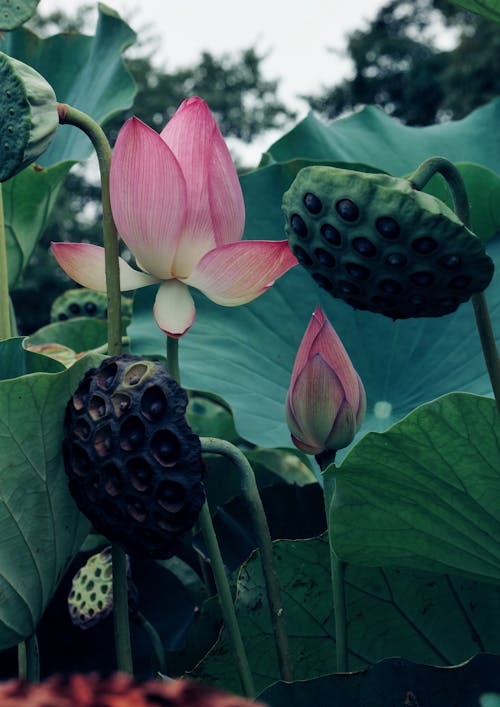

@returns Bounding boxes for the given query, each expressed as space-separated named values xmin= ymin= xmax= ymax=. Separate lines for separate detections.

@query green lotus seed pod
xmin=283 ymin=166 xmax=494 ymax=318
xmin=67 ymin=547 xmax=114 ymax=629
xmin=0 ymin=52 xmax=58 ymax=181
xmin=63 ymin=355 xmax=206 ymax=559
xmin=50 ymin=287 xmax=132 ymax=324
xmin=67 ymin=546 xmax=138 ymax=629
xmin=0 ymin=0 xmax=40 ymax=30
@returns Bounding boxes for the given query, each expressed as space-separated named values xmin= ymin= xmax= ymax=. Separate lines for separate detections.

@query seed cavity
xmin=448 ymin=275 xmax=471 ymax=289
xmin=410 ymin=272 xmax=434 ymax=286
xmin=376 ymin=216 xmax=400 ymax=239
xmin=379 ymin=279 xmax=403 ymax=295
xmin=152 ymin=429 xmax=181 ymax=466
xmin=303 ymin=192 xmax=322 ymax=214
xmin=312 ymin=273 xmax=333 ymax=290
xmin=120 ymin=416 xmax=146 ymax=451
xmin=290 ymin=214 xmax=308 ymax=238
xmin=338 ymin=280 xmax=360 ymax=295
xmin=411 ymin=237 xmax=438 ymax=254
xmin=84 ymin=301 xmax=97 ymax=314
xmin=321 ymin=223 xmax=341 ymax=246
xmin=345 ymin=262 xmax=370 ymax=280
xmin=438 ymin=254 xmax=461 ymax=269
xmin=385 ymin=252 xmax=407 ymax=268
xmin=293 ymin=245 xmax=313 ymax=266
xmin=314 ymin=248 xmax=336 ymax=267
xmin=336 ymin=198 xmax=359 ymax=222
xmin=353 ymin=237 xmax=376 ymax=258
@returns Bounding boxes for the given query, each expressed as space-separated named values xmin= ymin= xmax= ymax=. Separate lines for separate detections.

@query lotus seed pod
xmin=0 ymin=52 xmax=58 ymax=181
xmin=283 ymin=166 xmax=494 ymax=318
xmin=63 ymin=355 xmax=206 ymax=559
xmin=50 ymin=288 xmax=132 ymax=323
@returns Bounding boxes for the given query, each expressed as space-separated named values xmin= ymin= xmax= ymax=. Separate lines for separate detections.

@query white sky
xmin=39 ymin=0 xmax=389 ymax=161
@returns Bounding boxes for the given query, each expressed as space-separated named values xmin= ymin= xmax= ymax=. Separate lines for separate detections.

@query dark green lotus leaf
xmin=130 ymin=232 xmax=499 ymax=455
xmin=4 ymin=162 xmax=71 ymax=287
xmin=259 ymin=654 xmax=500 ymax=707
xmin=0 ymin=341 xmax=103 ymax=649
xmin=448 ymin=0 xmax=500 ymax=21
xmin=330 ymin=393 xmax=500 ymax=582
xmin=28 ymin=317 xmax=108 ymax=352
xmin=264 ymin=100 xmax=500 ymax=175
xmin=0 ymin=0 xmax=39 ymax=30
xmin=193 ymin=535 xmax=500 ymax=694
xmin=0 ymin=336 xmax=63 ymax=378
xmin=421 ymin=162 xmax=500 ymax=243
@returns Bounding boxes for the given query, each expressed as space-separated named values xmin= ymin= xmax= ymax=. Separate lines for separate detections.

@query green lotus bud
xmin=283 ymin=166 xmax=494 ymax=318
xmin=0 ymin=51 xmax=58 ymax=181
xmin=50 ymin=287 xmax=132 ymax=323
xmin=63 ymin=355 xmax=206 ymax=559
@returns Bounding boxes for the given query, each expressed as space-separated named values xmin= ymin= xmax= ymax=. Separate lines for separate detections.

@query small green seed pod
xmin=283 ymin=166 xmax=494 ymax=318
xmin=63 ymin=356 xmax=206 ymax=559
xmin=50 ymin=288 xmax=132 ymax=323
xmin=0 ymin=51 xmax=58 ymax=181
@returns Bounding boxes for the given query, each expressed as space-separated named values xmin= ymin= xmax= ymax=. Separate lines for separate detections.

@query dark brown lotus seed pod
xmin=283 ymin=166 xmax=494 ymax=318
xmin=63 ymin=355 xmax=206 ymax=559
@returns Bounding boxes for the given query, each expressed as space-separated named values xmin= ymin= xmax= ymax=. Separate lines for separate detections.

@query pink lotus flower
xmin=51 ymin=97 xmax=297 ymax=337
xmin=286 ymin=306 xmax=366 ymax=455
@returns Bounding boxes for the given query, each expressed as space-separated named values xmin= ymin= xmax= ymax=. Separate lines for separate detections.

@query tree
xmin=304 ymin=0 xmax=500 ymax=126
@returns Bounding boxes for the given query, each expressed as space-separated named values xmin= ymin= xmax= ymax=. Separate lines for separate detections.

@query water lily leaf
xmin=265 ymin=100 xmax=500 ymax=175
xmin=130 ymin=232 xmax=500 ymax=455
xmin=3 ymin=162 xmax=72 ymax=287
xmin=0 ymin=337 xmax=63 ymax=378
xmin=330 ymin=393 xmax=500 ymax=582
xmin=0 ymin=340 xmax=102 ymax=648
xmin=1 ymin=4 xmax=136 ymax=285
xmin=260 ymin=654 xmax=500 ymax=707
xmin=421 ymin=162 xmax=500 ymax=243
xmin=28 ymin=317 xmax=108 ymax=352
xmin=448 ymin=0 xmax=500 ymax=21
xmin=0 ymin=0 xmax=39 ymax=30
xmin=193 ymin=535 xmax=500 ymax=694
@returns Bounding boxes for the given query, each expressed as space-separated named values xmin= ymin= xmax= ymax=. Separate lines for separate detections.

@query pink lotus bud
xmin=286 ymin=306 xmax=366 ymax=455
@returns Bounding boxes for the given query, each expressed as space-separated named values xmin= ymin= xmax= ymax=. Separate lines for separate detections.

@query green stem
xmin=166 ymin=336 xmax=180 ymax=384
xmin=136 ymin=613 xmax=167 ymax=674
xmin=58 ymin=104 xmax=131 ymax=672
xmin=57 ymin=103 xmax=122 ymax=357
xmin=0 ymin=187 xmax=12 ymax=340
xmin=410 ymin=156 xmax=500 ymax=413
xmin=318 ymin=453 xmax=348 ymax=672
xmin=198 ymin=502 xmax=255 ymax=698
xmin=17 ymin=634 xmax=39 ymax=682
xmin=201 ymin=437 xmax=294 ymax=682
xmin=112 ymin=544 xmax=133 ymax=673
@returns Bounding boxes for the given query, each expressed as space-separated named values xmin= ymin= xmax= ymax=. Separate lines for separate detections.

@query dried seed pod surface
xmin=64 ymin=355 xmax=205 ymax=558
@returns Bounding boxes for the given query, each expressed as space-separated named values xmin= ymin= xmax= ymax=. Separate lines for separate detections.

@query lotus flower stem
xmin=57 ymin=104 xmax=132 ymax=673
xmin=112 ymin=544 xmax=133 ymax=673
xmin=17 ymin=633 xmax=39 ymax=682
xmin=167 ymin=335 xmax=180 ymax=384
xmin=318 ymin=454 xmax=349 ymax=673
xmin=200 ymin=437 xmax=294 ymax=683
xmin=410 ymin=157 xmax=500 ymax=413
xmin=198 ymin=502 xmax=255 ymax=697
xmin=135 ymin=613 xmax=167 ymax=675
xmin=57 ymin=104 xmax=122 ymax=358
xmin=0 ymin=189 xmax=11 ymax=340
